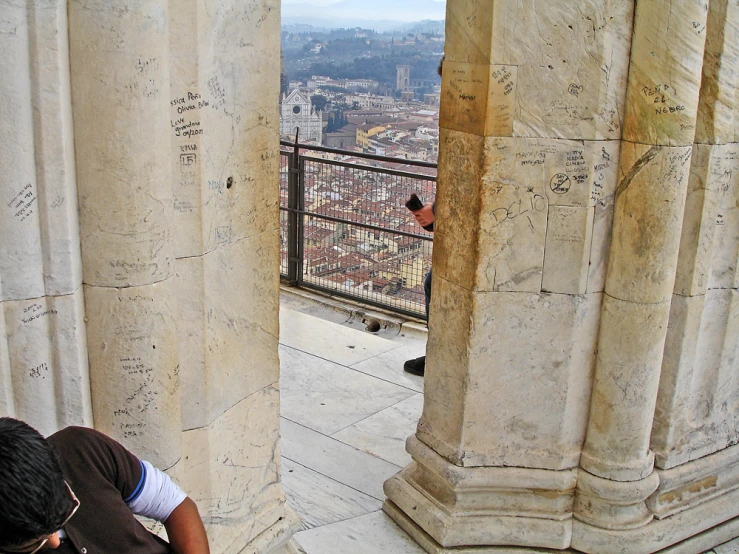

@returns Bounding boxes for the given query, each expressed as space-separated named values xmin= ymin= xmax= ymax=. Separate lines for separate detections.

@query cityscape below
xmin=278 ymin=24 xmax=442 ymax=316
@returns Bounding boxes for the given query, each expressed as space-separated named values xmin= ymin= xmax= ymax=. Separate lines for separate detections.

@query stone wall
xmin=385 ymin=1 xmax=739 ymax=553
xmin=0 ymin=1 xmax=299 ymax=552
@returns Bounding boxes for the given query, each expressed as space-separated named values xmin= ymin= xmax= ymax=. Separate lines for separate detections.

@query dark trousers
xmin=424 ymin=269 xmax=432 ymax=321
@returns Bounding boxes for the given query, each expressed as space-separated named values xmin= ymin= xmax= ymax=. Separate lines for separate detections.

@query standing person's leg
xmin=424 ymin=268 xmax=432 ymax=320
xmin=404 ymin=268 xmax=431 ymax=376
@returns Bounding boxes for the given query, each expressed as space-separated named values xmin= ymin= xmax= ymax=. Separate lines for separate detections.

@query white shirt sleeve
xmin=125 ymin=460 xmax=187 ymax=522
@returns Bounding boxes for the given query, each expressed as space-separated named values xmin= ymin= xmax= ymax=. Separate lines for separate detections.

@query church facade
xmin=280 ymin=89 xmax=322 ymax=143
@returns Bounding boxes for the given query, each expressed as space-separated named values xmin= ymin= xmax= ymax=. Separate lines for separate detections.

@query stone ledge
xmin=383 ymin=500 xmax=576 ymax=553
xmin=572 ymin=486 xmax=739 ymax=554
xmin=649 ymin=443 xmax=739 ymax=520
xmin=384 ymin=438 xmax=575 ymax=550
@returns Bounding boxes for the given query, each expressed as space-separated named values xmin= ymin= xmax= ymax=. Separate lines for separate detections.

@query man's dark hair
xmin=0 ymin=418 xmax=73 ymax=548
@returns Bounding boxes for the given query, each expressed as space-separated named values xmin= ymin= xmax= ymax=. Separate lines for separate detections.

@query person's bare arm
xmin=413 ymin=202 xmax=435 ymax=227
xmin=163 ymin=497 xmax=210 ymax=554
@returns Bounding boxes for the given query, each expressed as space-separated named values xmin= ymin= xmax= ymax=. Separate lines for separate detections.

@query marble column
xmin=0 ymin=1 xmax=91 ymax=435
xmin=384 ymin=0 xmax=633 ymax=550
xmin=572 ymin=1 xmax=721 ymax=552
xmin=169 ymin=0 xmax=300 ymax=551
xmin=645 ymin=0 xmax=739 ymax=549
xmin=69 ymin=0 xmax=182 ymax=470
xmin=4 ymin=1 xmax=298 ymax=551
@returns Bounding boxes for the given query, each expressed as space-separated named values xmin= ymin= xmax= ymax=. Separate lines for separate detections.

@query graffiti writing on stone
xmin=490 ymin=191 xmax=548 ymax=229
xmin=8 ymin=184 xmax=36 ymax=222
xmin=28 ymin=362 xmax=49 ymax=379
xmin=21 ymin=303 xmax=57 ymax=324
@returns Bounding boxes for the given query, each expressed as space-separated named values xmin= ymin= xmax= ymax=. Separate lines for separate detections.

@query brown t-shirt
xmin=47 ymin=427 xmax=171 ymax=554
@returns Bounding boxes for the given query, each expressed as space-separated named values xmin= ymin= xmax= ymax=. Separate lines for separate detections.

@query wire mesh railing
xmin=279 ymin=139 xmax=436 ymax=319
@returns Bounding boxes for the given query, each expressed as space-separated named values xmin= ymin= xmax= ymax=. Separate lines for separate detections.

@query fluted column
xmin=651 ymin=0 xmax=739 ymax=469
xmin=572 ymin=1 xmax=710 ymax=552
xmin=0 ymin=1 xmax=91 ymax=435
xmin=644 ymin=0 xmax=739 ymax=544
xmin=169 ymin=0 xmax=300 ymax=551
xmin=69 ymin=0 xmax=181 ymax=469
xmin=384 ymin=0 xmax=633 ymax=550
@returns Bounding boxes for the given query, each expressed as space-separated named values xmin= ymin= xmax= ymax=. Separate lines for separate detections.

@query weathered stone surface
xmin=0 ymin=290 xmax=92 ymax=436
xmin=689 ymin=287 xmax=739 ymax=446
xmin=653 ymin=289 xmax=739 ymax=469
xmin=586 ymin=141 xmax=620 ymax=293
xmin=0 ymin=307 xmax=12 ymax=417
xmin=673 ymin=144 xmax=735 ymax=297
xmin=85 ymin=280 xmax=181 ymax=469
xmin=498 ymin=0 xmax=634 ymax=140
xmin=436 ymin=135 xmax=548 ymax=293
xmin=542 ymin=206 xmax=594 ymax=295
xmin=384 ymin=436 xmax=576 ymax=549
xmin=176 ymin=230 xmax=280 ymax=430
xmin=443 ymin=0 xmax=494 ymax=67
xmin=421 ymin=276 xmax=601 ymax=470
xmin=181 ymin=385 xmax=292 ymax=552
xmin=436 ymin=133 xmax=621 ymax=294
xmin=648 ymin=443 xmax=739 ymax=520
xmin=707 ymin=154 xmax=739 ymax=290
xmin=70 ymin=0 xmax=174 ymax=287
xmin=444 ymin=1 xmax=633 ymax=140
xmin=170 ymin=0 xmax=281 ymax=258
xmin=432 ymin=129 xmax=485 ymax=291
xmin=622 ymin=0 xmax=709 ymax=146
xmin=480 ymin=138 xmax=615 ymax=209
xmin=0 ymin=0 xmax=82 ymax=302
xmin=605 ymin=143 xmax=692 ymax=304
xmin=574 ymin=469 xmax=659 ymax=530
xmin=581 ymin=294 xmax=671 ymax=481
xmin=572 ymin=487 xmax=739 ymax=554
xmin=440 ymin=60 xmax=516 ymax=137
xmin=652 ymin=294 xmax=706 ymax=469
xmin=695 ymin=0 xmax=739 ymax=144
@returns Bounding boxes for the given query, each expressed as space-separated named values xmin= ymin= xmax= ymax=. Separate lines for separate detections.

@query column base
xmin=383 ymin=436 xmax=577 ymax=550
xmin=573 ymin=444 xmax=739 ymax=553
xmin=234 ymin=505 xmax=303 ymax=554
xmin=572 ymin=486 xmax=739 ymax=553
xmin=648 ymin=443 xmax=739 ymax=519
xmin=384 ymin=500 xmax=581 ymax=553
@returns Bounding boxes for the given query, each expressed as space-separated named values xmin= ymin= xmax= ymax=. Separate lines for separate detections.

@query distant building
xmin=345 ymin=79 xmax=378 ymax=92
xmin=308 ymin=76 xmax=378 ymax=92
xmin=423 ymin=93 xmax=440 ymax=107
xmin=324 ymin=124 xmax=358 ymax=150
xmin=280 ymin=89 xmax=322 ymax=143
xmin=396 ymin=65 xmax=410 ymax=91
xmin=356 ymin=124 xmax=386 ymax=150
xmin=345 ymin=93 xmax=395 ymax=109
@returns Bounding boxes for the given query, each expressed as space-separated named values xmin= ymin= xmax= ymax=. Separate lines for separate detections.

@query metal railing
xmin=280 ymin=137 xmax=437 ymax=319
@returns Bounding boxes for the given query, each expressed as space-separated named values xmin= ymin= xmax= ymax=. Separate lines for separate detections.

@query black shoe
xmin=404 ymin=356 xmax=425 ymax=376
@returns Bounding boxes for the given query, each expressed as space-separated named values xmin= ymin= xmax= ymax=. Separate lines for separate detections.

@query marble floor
xmin=278 ymin=288 xmax=428 ymax=553
xmin=277 ymin=288 xmax=739 ymax=554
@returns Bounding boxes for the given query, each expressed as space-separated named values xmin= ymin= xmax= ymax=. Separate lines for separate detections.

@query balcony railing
xmin=280 ymin=138 xmax=437 ymax=319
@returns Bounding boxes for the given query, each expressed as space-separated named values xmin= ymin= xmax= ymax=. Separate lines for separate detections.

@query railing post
xmin=286 ymin=130 xmax=301 ymax=286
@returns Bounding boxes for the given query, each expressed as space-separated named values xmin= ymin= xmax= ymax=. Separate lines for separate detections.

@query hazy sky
xmin=281 ymin=0 xmax=446 ymax=23
xmin=281 ymin=0 xmax=444 ymax=5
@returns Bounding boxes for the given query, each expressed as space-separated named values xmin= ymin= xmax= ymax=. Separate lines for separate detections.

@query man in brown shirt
xmin=0 ymin=418 xmax=209 ymax=553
